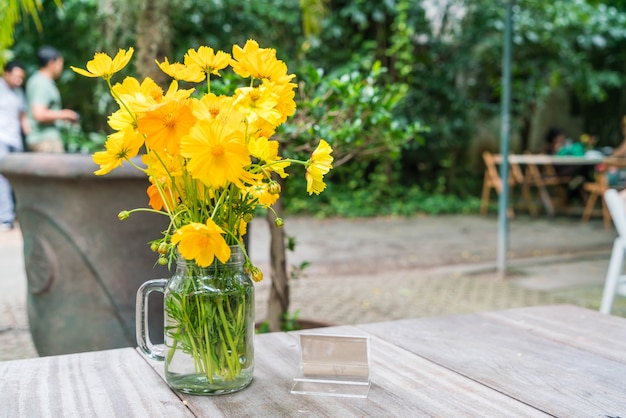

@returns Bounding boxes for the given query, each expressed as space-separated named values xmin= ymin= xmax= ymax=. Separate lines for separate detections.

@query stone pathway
xmin=2 ymin=214 xmax=625 ymax=361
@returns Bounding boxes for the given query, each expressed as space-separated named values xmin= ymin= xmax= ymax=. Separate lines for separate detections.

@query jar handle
xmin=136 ymin=279 xmax=167 ymax=361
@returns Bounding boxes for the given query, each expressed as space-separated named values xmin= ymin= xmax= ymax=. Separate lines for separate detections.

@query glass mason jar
xmin=137 ymin=245 xmax=255 ymax=395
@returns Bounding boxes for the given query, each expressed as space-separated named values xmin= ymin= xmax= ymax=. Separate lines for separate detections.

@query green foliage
xmin=61 ymin=124 xmax=106 ymax=154
xmin=283 ymin=176 xmax=481 ymax=218
xmin=280 ymin=58 xmax=427 ymax=206
xmin=0 ymin=0 xmax=62 ymax=65
xmin=169 ymin=0 xmax=303 ymax=61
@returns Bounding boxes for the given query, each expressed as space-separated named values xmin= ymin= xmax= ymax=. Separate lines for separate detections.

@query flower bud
xmin=268 ymin=181 xmax=281 ymax=195
xmin=274 ymin=217 xmax=284 ymax=227
xmin=158 ymin=256 xmax=168 ymax=265
xmin=150 ymin=242 xmax=159 ymax=252
xmin=158 ymin=242 xmax=169 ymax=254
xmin=118 ymin=210 xmax=130 ymax=220
xmin=248 ymin=266 xmax=263 ymax=282
xmin=243 ymin=213 xmax=253 ymax=223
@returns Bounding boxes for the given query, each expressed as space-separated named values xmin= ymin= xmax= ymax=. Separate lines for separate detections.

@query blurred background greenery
xmin=4 ymin=0 xmax=626 ymax=217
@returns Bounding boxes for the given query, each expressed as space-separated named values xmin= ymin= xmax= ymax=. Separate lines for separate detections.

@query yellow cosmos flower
xmin=193 ymin=93 xmax=236 ymax=121
xmin=143 ymin=150 xmax=184 ymax=180
xmin=112 ymin=77 xmax=163 ymax=113
xmin=93 ymin=127 xmax=144 ymax=175
xmin=305 ymin=139 xmax=334 ymax=195
xmin=231 ymin=40 xmax=295 ymax=85
xmin=146 ymin=183 xmax=168 ymax=211
xmin=163 ymin=80 xmax=195 ymax=101
xmin=156 ymin=57 xmax=205 ymax=83
xmin=76 ymin=41 xmax=334 ymax=283
xmin=180 ymin=119 xmax=251 ymax=188
xmin=248 ymin=136 xmax=290 ymax=178
xmin=233 ymin=86 xmax=282 ymax=127
xmin=71 ymin=48 xmax=134 ymax=81
xmin=107 ymin=108 xmax=135 ymax=131
xmin=138 ymin=99 xmax=196 ymax=155
xmin=248 ymin=136 xmax=278 ymax=162
xmin=171 ymin=220 xmax=231 ymax=267
xmin=267 ymin=80 xmax=297 ymax=122
xmin=246 ymin=182 xmax=279 ymax=206
xmin=184 ymin=46 xmax=231 ymax=78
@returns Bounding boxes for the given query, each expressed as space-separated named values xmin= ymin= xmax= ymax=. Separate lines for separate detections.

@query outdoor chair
xmin=519 ymin=158 xmax=571 ymax=216
xmin=600 ymin=188 xmax=626 ymax=314
xmin=582 ymin=170 xmax=611 ymax=230
xmin=480 ymin=151 xmax=524 ymax=218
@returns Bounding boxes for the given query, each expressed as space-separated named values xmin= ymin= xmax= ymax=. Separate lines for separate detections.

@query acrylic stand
xmin=291 ymin=333 xmax=371 ymax=398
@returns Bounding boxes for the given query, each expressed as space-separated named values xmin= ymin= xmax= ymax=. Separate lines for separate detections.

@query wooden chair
xmin=480 ymin=152 xmax=524 ymax=217
xmin=600 ymin=188 xmax=626 ymax=314
xmin=519 ymin=161 xmax=571 ymax=216
xmin=581 ymin=173 xmax=611 ymax=229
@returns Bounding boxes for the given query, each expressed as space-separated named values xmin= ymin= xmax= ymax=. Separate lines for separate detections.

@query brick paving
xmin=2 ymin=214 xmax=625 ymax=361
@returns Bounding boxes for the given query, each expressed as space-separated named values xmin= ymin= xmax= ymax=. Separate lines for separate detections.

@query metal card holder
xmin=291 ymin=333 xmax=371 ymax=398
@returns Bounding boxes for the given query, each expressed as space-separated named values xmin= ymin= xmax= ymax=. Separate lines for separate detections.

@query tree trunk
xmin=265 ymin=186 xmax=290 ymax=332
xmin=136 ymin=0 xmax=171 ymax=87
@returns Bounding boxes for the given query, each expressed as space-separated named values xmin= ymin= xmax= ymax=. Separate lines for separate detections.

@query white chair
xmin=600 ymin=188 xmax=626 ymax=314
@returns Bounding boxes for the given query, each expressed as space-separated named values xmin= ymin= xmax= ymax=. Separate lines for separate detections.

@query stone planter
xmin=0 ymin=153 xmax=169 ymax=356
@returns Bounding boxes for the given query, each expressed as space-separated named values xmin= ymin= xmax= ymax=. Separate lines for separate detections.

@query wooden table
xmin=2 ymin=305 xmax=625 ymax=416
xmin=493 ymin=154 xmax=603 ymax=216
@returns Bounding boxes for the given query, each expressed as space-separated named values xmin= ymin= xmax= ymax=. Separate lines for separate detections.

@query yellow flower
xmin=184 ymin=46 xmax=232 ymax=78
xmin=93 ymin=127 xmax=144 ymax=175
xmin=156 ymin=57 xmax=205 ymax=83
xmin=71 ymin=48 xmax=134 ymax=81
xmin=143 ymin=150 xmax=184 ymax=180
xmin=171 ymin=220 xmax=231 ymax=267
xmin=248 ymin=136 xmax=290 ymax=178
xmin=193 ymin=93 xmax=236 ymax=121
xmin=181 ymin=119 xmax=251 ymax=188
xmin=163 ymin=80 xmax=196 ymax=101
xmin=305 ymin=139 xmax=334 ymax=195
xmin=75 ymin=40 xmax=334 ymax=280
xmin=231 ymin=40 xmax=295 ymax=85
xmin=267 ymin=80 xmax=297 ymax=122
xmin=246 ymin=181 xmax=279 ymax=206
xmin=147 ymin=183 xmax=165 ymax=211
xmin=112 ymin=77 xmax=163 ymax=113
xmin=138 ymin=99 xmax=196 ymax=155
xmin=233 ymin=86 xmax=282 ymax=127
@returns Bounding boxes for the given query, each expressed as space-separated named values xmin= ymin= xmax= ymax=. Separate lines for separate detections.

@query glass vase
xmin=137 ymin=245 xmax=255 ymax=395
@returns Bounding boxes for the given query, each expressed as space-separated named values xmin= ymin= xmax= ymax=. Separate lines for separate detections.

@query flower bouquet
xmin=72 ymin=40 xmax=333 ymax=394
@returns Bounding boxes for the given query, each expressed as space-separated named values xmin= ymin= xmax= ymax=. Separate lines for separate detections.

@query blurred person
xmin=0 ymin=61 xmax=30 ymax=231
xmin=544 ymin=127 xmax=567 ymax=155
xmin=25 ymin=46 xmax=79 ymax=153
xmin=543 ymin=127 xmax=590 ymax=199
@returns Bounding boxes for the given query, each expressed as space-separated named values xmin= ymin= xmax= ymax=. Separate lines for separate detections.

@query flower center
xmin=211 ymin=145 xmax=225 ymax=157
xmin=163 ymin=113 xmax=176 ymax=128
xmin=249 ymin=89 xmax=261 ymax=101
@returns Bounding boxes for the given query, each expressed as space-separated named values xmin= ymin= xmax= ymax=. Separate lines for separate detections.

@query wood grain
xmin=358 ymin=306 xmax=626 ymax=417
xmin=142 ymin=329 xmax=547 ymax=417
xmin=3 ymin=306 xmax=625 ymax=417
xmin=0 ymin=347 xmax=192 ymax=417
xmin=484 ymin=304 xmax=626 ymax=363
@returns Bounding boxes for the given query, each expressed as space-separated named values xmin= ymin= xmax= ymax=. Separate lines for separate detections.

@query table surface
xmin=493 ymin=154 xmax=604 ymax=165
xmin=494 ymin=153 xmax=626 ymax=167
xmin=2 ymin=305 xmax=625 ymax=417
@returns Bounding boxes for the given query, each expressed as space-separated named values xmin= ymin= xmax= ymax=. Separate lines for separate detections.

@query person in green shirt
xmin=25 ymin=46 xmax=79 ymax=153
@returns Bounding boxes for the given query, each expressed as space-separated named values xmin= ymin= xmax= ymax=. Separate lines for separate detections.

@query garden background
xmin=4 ymin=0 xmax=626 ymax=217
